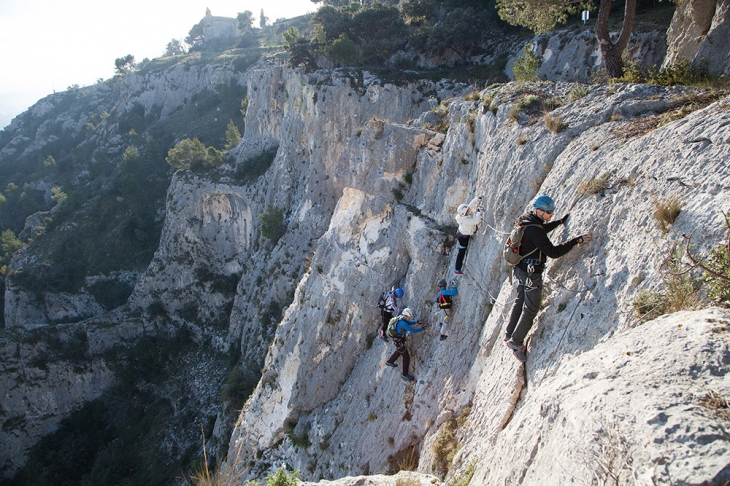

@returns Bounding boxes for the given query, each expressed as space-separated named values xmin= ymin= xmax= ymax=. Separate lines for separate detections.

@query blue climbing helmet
xmin=533 ymin=194 xmax=555 ymax=212
xmin=394 ymin=287 xmax=404 ymax=298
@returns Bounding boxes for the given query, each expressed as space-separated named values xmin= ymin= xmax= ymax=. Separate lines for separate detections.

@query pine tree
xmin=225 ymin=120 xmax=242 ymax=150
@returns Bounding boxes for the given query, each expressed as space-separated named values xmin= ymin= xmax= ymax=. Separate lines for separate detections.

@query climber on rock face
xmin=379 ymin=287 xmax=404 ymax=342
xmin=503 ymin=194 xmax=592 ymax=363
xmin=385 ymin=307 xmax=426 ymax=382
xmin=435 ymin=278 xmax=458 ymax=341
xmin=454 ymin=195 xmax=485 ymax=275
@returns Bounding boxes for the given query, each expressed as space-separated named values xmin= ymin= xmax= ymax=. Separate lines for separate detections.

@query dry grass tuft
xmin=388 ymin=443 xmax=420 ymax=474
xmin=577 ymin=172 xmax=611 ymax=196
xmin=544 ymin=114 xmax=568 ymax=133
xmin=699 ymin=390 xmax=730 ymax=420
xmin=654 ymin=195 xmax=683 ymax=233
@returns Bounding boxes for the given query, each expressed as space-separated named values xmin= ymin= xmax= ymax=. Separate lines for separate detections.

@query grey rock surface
xmin=664 ymin=0 xmax=730 ymax=76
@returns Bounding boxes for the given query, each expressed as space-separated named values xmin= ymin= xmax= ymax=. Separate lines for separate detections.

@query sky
xmin=0 ymin=0 xmax=316 ymax=129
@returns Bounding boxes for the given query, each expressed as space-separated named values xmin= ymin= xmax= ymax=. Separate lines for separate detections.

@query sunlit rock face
xmin=2 ymin=48 xmax=730 ymax=485
xmin=664 ymin=0 xmax=730 ymax=76
xmin=224 ymin=71 xmax=730 ymax=485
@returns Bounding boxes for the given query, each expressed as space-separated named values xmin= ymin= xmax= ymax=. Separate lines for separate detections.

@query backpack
xmin=387 ymin=316 xmax=404 ymax=338
xmin=503 ymin=223 xmax=540 ymax=266
xmin=377 ymin=291 xmax=388 ymax=309
xmin=437 ymin=290 xmax=452 ymax=309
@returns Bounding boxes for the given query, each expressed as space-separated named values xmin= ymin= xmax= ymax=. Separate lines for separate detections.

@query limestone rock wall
xmin=3 ymin=56 xmax=730 ymax=484
xmin=507 ymin=30 xmax=667 ymax=82
xmin=664 ymin=0 xmax=730 ymax=76
xmin=225 ymin=73 xmax=730 ymax=485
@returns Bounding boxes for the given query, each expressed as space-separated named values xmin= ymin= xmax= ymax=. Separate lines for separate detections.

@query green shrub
xmin=166 ymin=138 xmax=222 ymax=171
xmin=632 ymin=288 xmax=667 ymax=322
xmin=648 ymin=59 xmax=714 ymax=87
xmin=266 ymin=467 xmax=299 ymax=486
xmin=702 ymin=213 xmax=730 ymax=306
xmin=260 ymin=206 xmax=286 ymax=244
xmin=392 ymin=187 xmax=404 ymax=202
xmin=209 ymin=273 xmax=241 ymax=298
xmin=448 ymin=460 xmax=477 ymax=486
xmin=663 ymin=258 xmax=702 ymax=314
xmin=481 ymin=92 xmax=497 ymax=113
xmin=509 ymin=94 xmax=541 ymax=121
xmin=616 ymin=59 xmax=646 ymax=84
xmin=633 ymin=255 xmax=702 ymax=322
xmin=567 ymin=85 xmax=591 ymax=102
xmin=432 ymin=417 xmax=460 ymax=477
xmin=224 ymin=119 xmax=242 ymax=150
xmin=221 ymin=367 xmax=258 ymax=411
xmin=286 ymin=421 xmax=311 ymax=449
xmin=701 ymin=237 xmax=730 ymax=306
xmin=325 ymin=33 xmax=361 ymax=65
xmin=513 ymin=44 xmax=540 ymax=82
xmin=1 ymin=228 xmax=24 ymax=265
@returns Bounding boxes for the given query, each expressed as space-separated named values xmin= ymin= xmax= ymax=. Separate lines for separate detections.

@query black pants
xmin=505 ymin=266 xmax=543 ymax=345
xmin=380 ymin=310 xmax=393 ymax=335
xmin=387 ymin=338 xmax=409 ymax=375
xmin=455 ymin=233 xmax=471 ymax=272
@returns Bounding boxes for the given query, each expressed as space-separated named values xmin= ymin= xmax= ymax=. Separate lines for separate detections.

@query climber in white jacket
xmin=454 ymin=195 xmax=484 ymax=275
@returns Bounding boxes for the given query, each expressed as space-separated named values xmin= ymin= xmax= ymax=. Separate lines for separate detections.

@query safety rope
xmin=462 ymin=266 xmax=506 ymax=309
xmin=536 ymin=282 xmax=594 ymax=387
xmin=483 ymin=221 xmax=511 ymax=236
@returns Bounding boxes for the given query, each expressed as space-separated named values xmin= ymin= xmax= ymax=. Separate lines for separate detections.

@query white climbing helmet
xmin=457 ymin=204 xmax=469 ymax=216
xmin=402 ymin=308 xmax=414 ymax=319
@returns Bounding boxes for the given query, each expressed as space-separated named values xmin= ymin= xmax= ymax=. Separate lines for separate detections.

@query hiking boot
xmin=440 ymin=334 xmax=448 ymax=341
xmin=505 ymin=339 xmax=527 ymax=363
xmin=454 ymin=270 xmax=464 ymax=276
xmin=385 ymin=361 xmax=397 ymax=368
xmin=503 ymin=333 xmax=511 ymax=343
xmin=401 ymin=374 xmax=415 ymax=382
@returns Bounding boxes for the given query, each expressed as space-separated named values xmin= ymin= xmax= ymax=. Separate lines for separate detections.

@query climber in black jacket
xmin=504 ymin=195 xmax=592 ymax=362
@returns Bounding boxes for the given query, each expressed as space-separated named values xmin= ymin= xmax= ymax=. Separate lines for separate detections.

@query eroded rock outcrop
xmin=508 ymin=30 xmax=667 ymax=82
xmin=664 ymin=0 xmax=730 ymax=75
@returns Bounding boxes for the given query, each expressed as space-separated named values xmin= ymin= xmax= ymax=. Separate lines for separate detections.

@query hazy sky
xmin=0 ymin=0 xmax=316 ymax=129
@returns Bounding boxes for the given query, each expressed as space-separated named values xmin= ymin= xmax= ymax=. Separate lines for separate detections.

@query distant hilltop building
xmin=201 ymin=9 xmax=239 ymax=43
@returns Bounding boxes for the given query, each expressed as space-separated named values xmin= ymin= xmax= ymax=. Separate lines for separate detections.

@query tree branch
xmin=682 ymin=232 xmax=730 ymax=283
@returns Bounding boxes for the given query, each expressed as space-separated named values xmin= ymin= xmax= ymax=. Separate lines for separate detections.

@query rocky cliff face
xmin=508 ymin=30 xmax=667 ymax=82
xmin=664 ymin=0 xmax=730 ymax=76
xmin=2 ymin=43 xmax=730 ymax=485
xmin=219 ymin=73 xmax=730 ymax=484
xmin=0 ymin=62 xmax=468 ymax=479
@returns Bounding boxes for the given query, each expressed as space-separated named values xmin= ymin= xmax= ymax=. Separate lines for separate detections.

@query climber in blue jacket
xmin=385 ymin=307 xmax=426 ymax=382
xmin=435 ymin=279 xmax=458 ymax=341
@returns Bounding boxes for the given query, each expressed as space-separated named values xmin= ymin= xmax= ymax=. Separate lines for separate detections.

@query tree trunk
xmin=594 ymin=0 xmax=637 ymax=78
